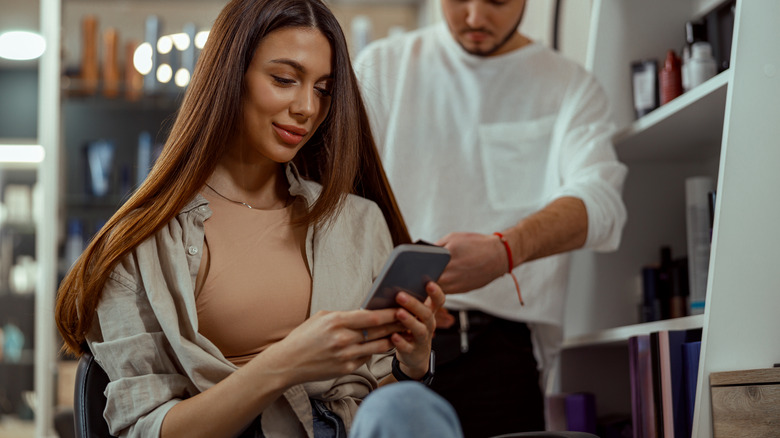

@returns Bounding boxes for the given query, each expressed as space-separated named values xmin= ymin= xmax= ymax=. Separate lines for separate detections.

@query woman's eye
xmin=272 ymin=75 xmax=295 ymax=85
xmin=315 ymin=87 xmax=332 ymax=97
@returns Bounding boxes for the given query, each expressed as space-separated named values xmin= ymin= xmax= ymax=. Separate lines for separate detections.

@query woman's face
xmin=240 ymin=26 xmax=333 ymax=164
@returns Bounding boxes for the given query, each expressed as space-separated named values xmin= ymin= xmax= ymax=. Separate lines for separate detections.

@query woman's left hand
xmin=391 ymin=281 xmax=446 ymax=380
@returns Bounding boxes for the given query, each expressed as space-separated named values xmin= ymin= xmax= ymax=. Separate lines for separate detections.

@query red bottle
xmin=660 ymin=50 xmax=683 ymax=105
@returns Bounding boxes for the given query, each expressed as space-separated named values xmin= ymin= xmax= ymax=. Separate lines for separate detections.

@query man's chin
xmin=458 ymin=41 xmax=497 ymax=57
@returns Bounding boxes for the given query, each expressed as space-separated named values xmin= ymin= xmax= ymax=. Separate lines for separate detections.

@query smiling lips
xmin=273 ymin=123 xmax=308 ymax=145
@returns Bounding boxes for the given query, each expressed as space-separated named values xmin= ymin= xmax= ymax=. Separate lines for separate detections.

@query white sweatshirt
xmin=354 ymin=22 xmax=627 ymax=361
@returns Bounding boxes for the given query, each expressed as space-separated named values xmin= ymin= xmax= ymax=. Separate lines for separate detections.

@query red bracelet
xmin=494 ymin=232 xmax=524 ymax=306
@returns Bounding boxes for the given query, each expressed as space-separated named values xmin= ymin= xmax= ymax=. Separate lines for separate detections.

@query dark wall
xmin=0 ymin=68 xmax=38 ymax=139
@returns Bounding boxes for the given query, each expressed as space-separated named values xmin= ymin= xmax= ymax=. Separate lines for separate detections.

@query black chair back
xmin=73 ymin=348 xmax=117 ymax=438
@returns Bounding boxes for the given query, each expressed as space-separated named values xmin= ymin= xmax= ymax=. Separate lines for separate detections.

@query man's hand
xmin=435 ymin=232 xmax=508 ymax=295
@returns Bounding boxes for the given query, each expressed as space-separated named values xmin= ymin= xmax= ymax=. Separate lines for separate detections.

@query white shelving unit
xmin=564 ymin=315 xmax=704 ymax=349
xmin=560 ymin=1 xmax=780 ymax=437
xmin=36 ymin=0 xmax=61 ymax=436
xmin=613 ymin=71 xmax=728 ymax=163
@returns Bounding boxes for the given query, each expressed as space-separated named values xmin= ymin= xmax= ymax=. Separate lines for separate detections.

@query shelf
xmin=0 ymin=141 xmax=42 ymax=171
xmin=693 ymin=0 xmax=733 ymax=19
xmin=65 ymin=193 xmax=128 ymax=209
xmin=61 ymin=80 xmax=184 ymax=111
xmin=0 ymin=293 xmax=35 ymax=301
xmin=563 ymin=314 xmax=704 ymax=349
xmin=0 ymin=161 xmax=39 ymax=171
xmin=0 ymin=359 xmax=35 ymax=367
xmin=0 ymin=349 xmax=35 ymax=367
xmin=614 ymin=70 xmax=730 ymax=164
xmin=0 ymin=222 xmax=36 ymax=234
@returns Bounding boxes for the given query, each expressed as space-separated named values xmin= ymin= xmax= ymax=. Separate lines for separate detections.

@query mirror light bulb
xmin=157 ymin=36 xmax=173 ymax=55
xmin=195 ymin=31 xmax=210 ymax=49
xmin=0 ymin=31 xmax=46 ymax=61
xmin=174 ymin=68 xmax=191 ymax=87
xmin=156 ymin=64 xmax=173 ymax=83
xmin=170 ymin=33 xmax=191 ymax=51
xmin=133 ymin=42 xmax=153 ymax=75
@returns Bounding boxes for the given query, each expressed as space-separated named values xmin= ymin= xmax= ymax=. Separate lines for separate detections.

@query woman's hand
xmin=258 ymin=307 xmax=402 ymax=387
xmin=255 ymin=281 xmax=444 ymax=387
xmin=391 ymin=281 xmax=446 ymax=380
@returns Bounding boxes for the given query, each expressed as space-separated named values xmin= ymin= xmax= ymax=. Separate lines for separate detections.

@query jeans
xmin=239 ymin=382 xmax=461 ymax=437
xmin=312 ymin=399 xmax=347 ymax=438
xmin=237 ymin=399 xmax=346 ymax=438
xmin=350 ymin=381 xmax=464 ymax=438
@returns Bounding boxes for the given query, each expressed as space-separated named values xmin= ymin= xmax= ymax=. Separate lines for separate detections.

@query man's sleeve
xmin=553 ymin=74 xmax=628 ymax=252
xmin=353 ymin=43 xmax=391 ymax=152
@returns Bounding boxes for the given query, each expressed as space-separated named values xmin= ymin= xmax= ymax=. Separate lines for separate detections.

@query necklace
xmin=205 ymin=183 xmax=291 ymax=210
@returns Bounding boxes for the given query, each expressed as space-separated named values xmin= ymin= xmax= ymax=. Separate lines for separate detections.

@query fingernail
xmin=397 ymin=292 xmax=408 ymax=303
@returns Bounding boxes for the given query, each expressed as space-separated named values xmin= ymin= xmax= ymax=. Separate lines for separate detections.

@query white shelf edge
xmin=613 ymin=70 xmax=731 ymax=147
xmin=692 ymin=0 xmax=733 ymax=20
xmin=0 ymin=141 xmax=43 ymax=170
xmin=563 ymin=314 xmax=704 ymax=348
xmin=0 ymin=162 xmax=40 ymax=170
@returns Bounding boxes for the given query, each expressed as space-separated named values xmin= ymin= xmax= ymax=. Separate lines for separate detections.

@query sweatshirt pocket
xmin=478 ymin=116 xmax=556 ymax=211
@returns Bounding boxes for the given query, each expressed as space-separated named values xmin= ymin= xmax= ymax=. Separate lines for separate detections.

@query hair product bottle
xmin=687 ymin=42 xmax=718 ymax=89
xmin=659 ymin=50 xmax=683 ymax=105
xmin=102 ymin=27 xmax=121 ymax=98
xmin=80 ymin=15 xmax=100 ymax=94
xmin=631 ymin=59 xmax=659 ymax=118
xmin=124 ymin=39 xmax=143 ymax=101
xmin=685 ymin=176 xmax=715 ymax=315
xmin=682 ymin=20 xmax=707 ymax=92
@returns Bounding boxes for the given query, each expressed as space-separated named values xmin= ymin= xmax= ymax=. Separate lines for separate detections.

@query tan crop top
xmin=196 ymin=189 xmax=311 ymax=367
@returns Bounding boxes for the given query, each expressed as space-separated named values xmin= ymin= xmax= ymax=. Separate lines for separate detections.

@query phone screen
xmin=360 ymin=244 xmax=451 ymax=310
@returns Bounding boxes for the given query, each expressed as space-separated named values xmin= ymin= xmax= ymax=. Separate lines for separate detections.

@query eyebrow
xmin=270 ymin=58 xmax=305 ymax=72
xmin=269 ymin=58 xmax=333 ymax=80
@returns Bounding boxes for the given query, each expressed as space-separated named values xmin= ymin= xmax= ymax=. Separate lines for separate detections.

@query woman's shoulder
xmin=109 ymin=197 xmax=208 ymax=284
xmin=344 ymin=191 xmax=383 ymax=214
xmin=295 ymin=176 xmax=383 ymax=219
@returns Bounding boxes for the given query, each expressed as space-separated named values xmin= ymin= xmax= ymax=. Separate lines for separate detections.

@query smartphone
xmin=360 ymin=243 xmax=451 ymax=310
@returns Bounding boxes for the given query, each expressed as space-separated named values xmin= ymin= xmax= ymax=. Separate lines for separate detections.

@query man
xmin=354 ymin=0 xmax=627 ymax=436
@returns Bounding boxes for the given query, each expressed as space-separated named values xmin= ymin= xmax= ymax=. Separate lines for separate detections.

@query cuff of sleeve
xmin=555 ymin=179 xmax=626 ymax=252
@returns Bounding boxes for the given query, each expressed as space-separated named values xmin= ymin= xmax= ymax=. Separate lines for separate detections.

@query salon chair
xmin=73 ymin=347 xmax=116 ymax=438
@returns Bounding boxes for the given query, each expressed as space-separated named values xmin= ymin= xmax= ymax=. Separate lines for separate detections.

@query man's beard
xmin=458 ymin=6 xmax=525 ymax=57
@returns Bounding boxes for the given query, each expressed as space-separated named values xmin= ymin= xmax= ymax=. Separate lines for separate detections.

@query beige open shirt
xmin=86 ymin=164 xmax=395 ymax=437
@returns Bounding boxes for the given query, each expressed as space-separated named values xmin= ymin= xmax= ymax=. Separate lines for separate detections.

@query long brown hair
xmin=55 ymin=0 xmax=409 ymax=355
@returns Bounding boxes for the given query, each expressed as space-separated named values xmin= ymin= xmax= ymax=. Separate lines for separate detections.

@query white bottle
xmin=687 ymin=42 xmax=717 ymax=89
xmin=681 ymin=45 xmax=691 ymax=92
xmin=685 ymin=176 xmax=715 ymax=315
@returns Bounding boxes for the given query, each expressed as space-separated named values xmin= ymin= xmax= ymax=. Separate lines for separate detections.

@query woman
xmin=55 ymin=0 xmax=462 ymax=437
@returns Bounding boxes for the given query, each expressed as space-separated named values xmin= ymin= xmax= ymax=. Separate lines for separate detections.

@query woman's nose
xmin=291 ymin=89 xmax=317 ymax=118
